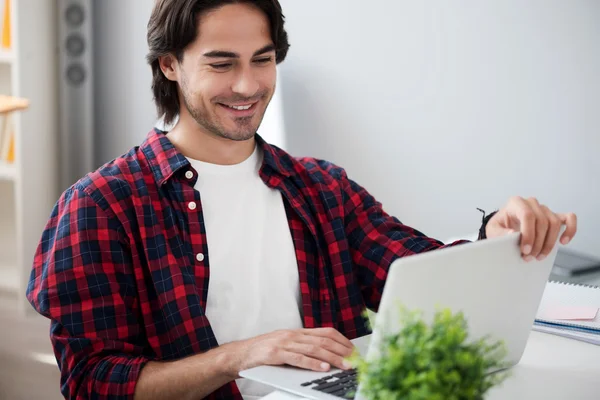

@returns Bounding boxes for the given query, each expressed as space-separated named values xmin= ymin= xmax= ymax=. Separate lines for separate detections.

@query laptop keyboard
xmin=300 ymin=369 xmax=358 ymax=399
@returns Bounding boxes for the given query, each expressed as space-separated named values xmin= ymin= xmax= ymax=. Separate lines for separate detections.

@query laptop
xmin=240 ymin=232 xmax=559 ymax=399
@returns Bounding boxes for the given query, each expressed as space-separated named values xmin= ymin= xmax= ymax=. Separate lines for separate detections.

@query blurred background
xmin=0 ymin=0 xmax=598 ymax=398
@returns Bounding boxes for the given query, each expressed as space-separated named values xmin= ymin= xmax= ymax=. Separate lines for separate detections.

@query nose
xmin=231 ymin=66 xmax=259 ymax=98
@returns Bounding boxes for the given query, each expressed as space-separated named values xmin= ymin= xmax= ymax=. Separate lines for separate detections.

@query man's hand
xmin=221 ymin=328 xmax=355 ymax=379
xmin=486 ymin=196 xmax=577 ymax=261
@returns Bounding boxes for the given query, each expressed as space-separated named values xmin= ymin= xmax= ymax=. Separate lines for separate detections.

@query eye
xmin=254 ymin=57 xmax=273 ymax=65
xmin=210 ymin=63 xmax=232 ymax=70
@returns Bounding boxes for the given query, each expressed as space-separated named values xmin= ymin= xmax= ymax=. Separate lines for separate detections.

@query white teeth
xmin=228 ymin=104 xmax=252 ymax=110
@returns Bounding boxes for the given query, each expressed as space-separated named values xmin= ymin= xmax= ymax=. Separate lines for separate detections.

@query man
xmin=26 ymin=1 xmax=577 ymax=399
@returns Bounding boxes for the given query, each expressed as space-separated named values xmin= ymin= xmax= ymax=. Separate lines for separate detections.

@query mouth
xmin=217 ymin=101 xmax=259 ymax=117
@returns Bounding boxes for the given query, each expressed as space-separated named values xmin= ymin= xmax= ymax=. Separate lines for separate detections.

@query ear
xmin=159 ymin=53 xmax=179 ymax=82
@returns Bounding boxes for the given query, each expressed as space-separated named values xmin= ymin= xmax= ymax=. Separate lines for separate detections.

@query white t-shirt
xmin=187 ymin=145 xmax=304 ymax=400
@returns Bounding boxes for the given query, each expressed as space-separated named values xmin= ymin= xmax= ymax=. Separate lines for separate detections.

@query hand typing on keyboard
xmin=220 ymin=327 xmax=356 ymax=379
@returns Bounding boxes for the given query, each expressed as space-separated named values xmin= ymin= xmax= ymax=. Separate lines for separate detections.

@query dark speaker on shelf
xmin=57 ymin=0 xmax=94 ymax=190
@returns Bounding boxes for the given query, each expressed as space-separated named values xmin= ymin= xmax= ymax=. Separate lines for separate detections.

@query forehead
xmin=195 ymin=3 xmax=273 ymax=53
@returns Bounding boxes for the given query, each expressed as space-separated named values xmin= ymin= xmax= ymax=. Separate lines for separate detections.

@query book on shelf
xmin=0 ymin=114 xmax=12 ymax=162
xmin=1 ymin=0 xmax=10 ymax=50
xmin=0 ymin=111 xmax=8 ymax=161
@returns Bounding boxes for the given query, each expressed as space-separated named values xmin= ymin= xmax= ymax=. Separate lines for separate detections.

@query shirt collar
xmin=141 ymin=128 xmax=293 ymax=186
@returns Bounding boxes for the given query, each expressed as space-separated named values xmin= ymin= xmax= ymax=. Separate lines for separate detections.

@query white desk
xmin=262 ymin=331 xmax=600 ymax=400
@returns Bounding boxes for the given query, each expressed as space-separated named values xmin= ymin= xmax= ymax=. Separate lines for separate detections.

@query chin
xmin=218 ymin=130 xmax=256 ymax=142
xmin=225 ymin=123 xmax=261 ymax=141
xmin=231 ymin=133 xmax=256 ymax=142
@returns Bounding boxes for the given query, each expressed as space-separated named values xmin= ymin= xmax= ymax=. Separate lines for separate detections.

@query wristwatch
xmin=477 ymin=208 xmax=498 ymax=240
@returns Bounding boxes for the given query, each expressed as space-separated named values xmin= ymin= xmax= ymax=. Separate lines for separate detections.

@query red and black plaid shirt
xmin=26 ymin=129 xmax=467 ymax=399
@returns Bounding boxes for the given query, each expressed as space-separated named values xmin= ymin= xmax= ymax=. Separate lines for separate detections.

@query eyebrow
xmin=202 ymin=44 xmax=276 ymax=59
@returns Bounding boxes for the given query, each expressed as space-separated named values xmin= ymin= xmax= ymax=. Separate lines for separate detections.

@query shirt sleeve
xmin=340 ymin=170 xmax=470 ymax=312
xmin=26 ymin=186 xmax=149 ymax=400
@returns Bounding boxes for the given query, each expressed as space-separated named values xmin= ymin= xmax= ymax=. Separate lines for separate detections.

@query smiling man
xmin=26 ymin=1 xmax=577 ymax=399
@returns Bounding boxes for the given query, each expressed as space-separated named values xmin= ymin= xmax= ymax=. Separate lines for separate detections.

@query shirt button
xmin=188 ymin=201 xmax=197 ymax=210
xmin=185 ymin=170 xmax=194 ymax=179
xmin=196 ymin=253 xmax=205 ymax=262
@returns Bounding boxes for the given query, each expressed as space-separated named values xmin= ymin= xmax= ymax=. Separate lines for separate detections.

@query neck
xmin=166 ymin=112 xmax=256 ymax=165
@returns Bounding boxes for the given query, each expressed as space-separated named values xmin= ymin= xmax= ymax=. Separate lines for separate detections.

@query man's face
xmin=175 ymin=3 xmax=277 ymax=141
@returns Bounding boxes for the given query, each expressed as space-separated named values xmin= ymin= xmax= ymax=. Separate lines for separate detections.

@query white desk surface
xmin=262 ymin=331 xmax=600 ymax=400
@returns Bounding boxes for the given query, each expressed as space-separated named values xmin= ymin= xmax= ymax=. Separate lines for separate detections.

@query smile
xmin=226 ymin=104 xmax=253 ymax=110
xmin=218 ymin=102 xmax=258 ymax=116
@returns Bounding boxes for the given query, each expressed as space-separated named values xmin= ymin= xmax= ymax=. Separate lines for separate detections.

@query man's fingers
xmin=525 ymin=198 xmax=548 ymax=259
xmin=557 ymin=212 xmax=577 ymax=244
xmin=510 ymin=197 xmax=536 ymax=257
xmin=299 ymin=327 xmax=354 ymax=351
xmin=280 ymin=350 xmax=331 ymax=372
xmin=502 ymin=197 xmax=577 ymax=255
xmin=539 ymin=206 xmax=561 ymax=260
xmin=286 ymin=342 xmax=351 ymax=371
xmin=298 ymin=334 xmax=354 ymax=358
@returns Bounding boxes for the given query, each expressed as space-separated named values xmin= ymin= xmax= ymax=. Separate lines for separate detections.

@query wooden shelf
xmin=0 ymin=48 xmax=14 ymax=65
xmin=0 ymin=160 xmax=15 ymax=180
xmin=0 ymin=94 xmax=28 ymax=113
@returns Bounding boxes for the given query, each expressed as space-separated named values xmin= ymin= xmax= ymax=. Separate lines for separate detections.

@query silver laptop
xmin=240 ymin=232 xmax=559 ymax=399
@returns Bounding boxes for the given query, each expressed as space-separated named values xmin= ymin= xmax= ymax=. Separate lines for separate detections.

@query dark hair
xmin=146 ymin=0 xmax=290 ymax=125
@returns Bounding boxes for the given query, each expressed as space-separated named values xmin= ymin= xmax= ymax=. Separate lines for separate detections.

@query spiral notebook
xmin=533 ymin=281 xmax=600 ymax=344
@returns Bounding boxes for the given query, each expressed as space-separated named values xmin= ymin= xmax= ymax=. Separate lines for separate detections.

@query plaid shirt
xmin=26 ymin=129 xmax=468 ymax=399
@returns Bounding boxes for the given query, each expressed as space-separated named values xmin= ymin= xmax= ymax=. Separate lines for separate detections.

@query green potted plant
xmin=350 ymin=306 xmax=510 ymax=400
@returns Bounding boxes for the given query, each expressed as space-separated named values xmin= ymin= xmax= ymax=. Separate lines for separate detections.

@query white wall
xmin=93 ymin=0 xmax=155 ymax=164
xmin=277 ymin=0 xmax=600 ymax=256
